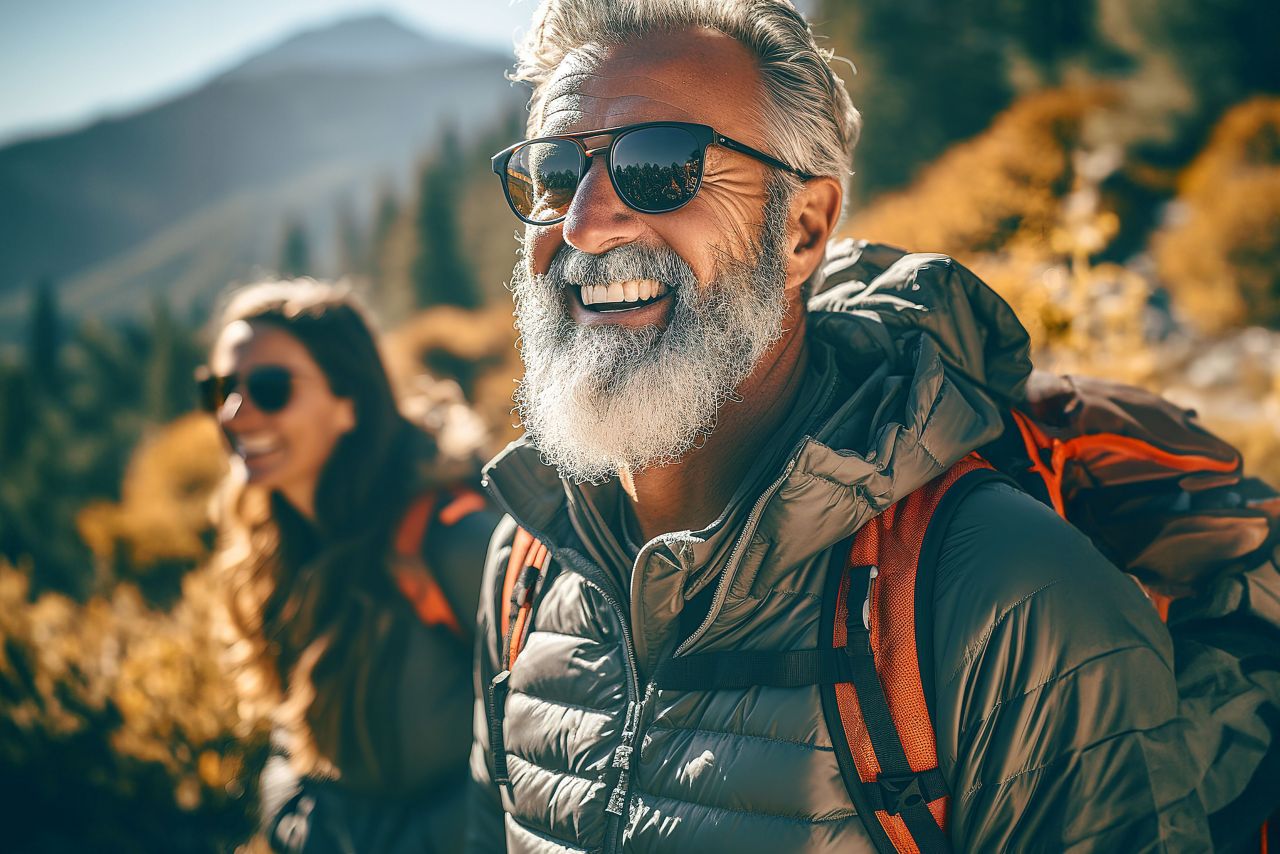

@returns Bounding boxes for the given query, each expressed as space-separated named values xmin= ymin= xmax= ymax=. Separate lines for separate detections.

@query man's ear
xmin=785 ymin=176 xmax=842 ymax=293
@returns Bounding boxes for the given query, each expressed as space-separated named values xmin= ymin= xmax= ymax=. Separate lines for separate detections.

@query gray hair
xmin=512 ymin=0 xmax=860 ymax=196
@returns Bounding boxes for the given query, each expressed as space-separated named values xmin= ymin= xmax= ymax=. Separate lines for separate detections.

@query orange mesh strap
xmin=833 ymin=454 xmax=993 ymax=853
xmin=391 ymin=493 xmax=465 ymax=636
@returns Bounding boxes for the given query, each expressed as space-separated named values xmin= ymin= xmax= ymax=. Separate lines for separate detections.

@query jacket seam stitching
xmin=506 ymin=752 xmax=605 ymax=787
xmin=645 ymin=723 xmax=836 ymax=752
xmin=636 ymin=789 xmax=858 ymax=826
xmin=958 ymin=718 xmax=1180 ymax=803
xmin=505 ymin=810 xmax=600 ymax=854
xmin=510 ymin=690 xmax=617 ymax=719
xmin=956 ymin=641 xmax=1166 ymax=745
xmin=520 ymin=627 xmax=618 ymax=646
xmin=943 ymin=579 xmax=1064 ymax=688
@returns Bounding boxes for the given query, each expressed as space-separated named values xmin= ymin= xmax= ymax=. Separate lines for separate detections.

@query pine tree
xmin=411 ymin=128 xmax=482 ymax=309
xmin=335 ymin=199 xmax=368 ymax=279
xmin=277 ymin=218 xmax=313 ymax=279
xmin=26 ymin=278 xmax=61 ymax=397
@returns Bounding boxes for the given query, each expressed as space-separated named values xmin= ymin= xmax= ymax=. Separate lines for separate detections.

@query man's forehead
xmin=536 ymin=29 xmax=765 ymax=140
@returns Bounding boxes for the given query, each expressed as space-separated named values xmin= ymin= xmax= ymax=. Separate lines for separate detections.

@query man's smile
xmin=567 ymin=278 xmax=677 ymax=327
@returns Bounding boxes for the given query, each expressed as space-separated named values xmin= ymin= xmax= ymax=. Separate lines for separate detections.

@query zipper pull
xmin=605 ymin=684 xmax=655 ymax=816
xmin=488 ymin=670 xmax=514 ymax=797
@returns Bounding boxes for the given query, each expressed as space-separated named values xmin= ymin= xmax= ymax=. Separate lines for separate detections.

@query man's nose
xmin=560 ymin=155 xmax=645 ymax=255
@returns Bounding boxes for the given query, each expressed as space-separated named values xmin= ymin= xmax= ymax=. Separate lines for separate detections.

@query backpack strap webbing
xmin=488 ymin=526 xmax=553 ymax=796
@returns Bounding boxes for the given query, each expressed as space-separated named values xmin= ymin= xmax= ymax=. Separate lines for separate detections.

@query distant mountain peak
xmin=221 ymin=13 xmax=498 ymax=81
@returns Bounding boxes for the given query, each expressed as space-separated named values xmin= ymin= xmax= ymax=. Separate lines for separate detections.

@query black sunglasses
xmin=196 ymin=365 xmax=293 ymax=414
xmin=491 ymin=121 xmax=813 ymax=225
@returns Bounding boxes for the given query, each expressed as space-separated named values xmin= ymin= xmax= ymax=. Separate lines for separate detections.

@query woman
xmin=202 ymin=280 xmax=496 ymax=853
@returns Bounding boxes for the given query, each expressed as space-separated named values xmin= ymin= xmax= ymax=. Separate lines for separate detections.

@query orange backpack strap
xmin=487 ymin=526 xmax=553 ymax=795
xmin=820 ymin=454 xmax=1004 ymax=854
xmin=500 ymin=527 xmax=552 ymax=669
xmin=392 ymin=492 xmax=464 ymax=636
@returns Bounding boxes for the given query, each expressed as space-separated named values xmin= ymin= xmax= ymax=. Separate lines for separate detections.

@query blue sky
xmin=0 ymin=0 xmax=539 ymax=145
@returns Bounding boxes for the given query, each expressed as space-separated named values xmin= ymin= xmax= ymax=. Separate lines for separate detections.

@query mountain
xmin=0 ymin=14 xmax=523 ymax=336
xmin=221 ymin=14 xmax=485 ymax=81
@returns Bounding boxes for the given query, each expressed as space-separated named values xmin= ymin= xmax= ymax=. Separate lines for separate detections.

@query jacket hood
xmin=484 ymin=240 xmax=1033 ymax=577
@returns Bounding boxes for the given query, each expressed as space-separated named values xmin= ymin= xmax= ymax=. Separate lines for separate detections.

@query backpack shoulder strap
xmin=499 ymin=527 xmax=553 ymax=670
xmin=392 ymin=491 xmax=465 ymax=636
xmin=821 ymin=454 xmax=1010 ymax=854
xmin=486 ymin=526 xmax=553 ymax=796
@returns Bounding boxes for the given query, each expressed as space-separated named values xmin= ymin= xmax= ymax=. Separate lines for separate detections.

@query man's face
xmin=510 ymin=28 xmax=798 ymax=483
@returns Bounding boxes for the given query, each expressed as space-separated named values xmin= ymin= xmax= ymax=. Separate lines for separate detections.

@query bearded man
xmin=467 ymin=1 xmax=1211 ymax=851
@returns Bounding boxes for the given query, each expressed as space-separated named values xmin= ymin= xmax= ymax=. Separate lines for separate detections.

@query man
xmin=467 ymin=0 xmax=1211 ymax=851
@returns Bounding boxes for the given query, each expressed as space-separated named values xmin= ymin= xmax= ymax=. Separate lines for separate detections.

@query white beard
xmin=510 ymin=180 xmax=792 ymax=483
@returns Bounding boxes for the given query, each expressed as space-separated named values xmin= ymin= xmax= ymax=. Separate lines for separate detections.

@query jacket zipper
xmin=673 ymin=447 xmax=803 ymax=657
xmin=484 ymin=476 xmax=643 ymax=853
xmin=557 ymin=552 xmax=644 ymax=853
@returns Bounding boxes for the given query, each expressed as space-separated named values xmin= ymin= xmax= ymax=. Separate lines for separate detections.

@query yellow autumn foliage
xmin=847 ymin=86 xmax=1121 ymax=259
xmin=77 ymin=412 xmax=227 ymax=580
xmin=1153 ymin=97 xmax=1280 ymax=332
xmin=0 ymin=560 xmax=269 ymax=848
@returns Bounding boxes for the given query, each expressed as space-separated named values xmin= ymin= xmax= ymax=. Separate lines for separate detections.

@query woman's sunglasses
xmin=196 ymin=365 xmax=293 ymax=414
xmin=490 ymin=120 xmax=812 ymax=225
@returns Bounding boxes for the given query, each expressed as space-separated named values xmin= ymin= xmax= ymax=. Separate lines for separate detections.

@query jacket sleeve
xmin=465 ymin=515 xmax=518 ymax=854
xmin=931 ymin=482 xmax=1212 ymax=853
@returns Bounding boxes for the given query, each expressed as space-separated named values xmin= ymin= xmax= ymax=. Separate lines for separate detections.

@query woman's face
xmin=209 ymin=320 xmax=356 ymax=515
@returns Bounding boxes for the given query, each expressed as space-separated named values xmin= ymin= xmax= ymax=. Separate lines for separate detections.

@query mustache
xmin=544 ymin=243 xmax=700 ymax=292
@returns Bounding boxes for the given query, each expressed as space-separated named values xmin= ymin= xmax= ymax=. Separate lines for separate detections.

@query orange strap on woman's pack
xmin=832 ymin=454 xmax=993 ymax=853
xmin=392 ymin=492 xmax=464 ymax=636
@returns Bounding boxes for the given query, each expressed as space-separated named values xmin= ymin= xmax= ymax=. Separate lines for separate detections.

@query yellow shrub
xmin=0 ymin=561 xmax=269 ymax=848
xmin=77 ymin=413 xmax=227 ymax=584
xmin=1154 ymin=98 xmax=1280 ymax=332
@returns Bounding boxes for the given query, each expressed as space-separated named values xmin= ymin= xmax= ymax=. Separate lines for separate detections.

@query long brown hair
xmin=212 ymin=280 xmax=478 ymax=786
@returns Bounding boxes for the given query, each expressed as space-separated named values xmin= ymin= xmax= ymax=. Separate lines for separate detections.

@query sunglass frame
xmin=490 ymin=120 xmax=813 ymax=225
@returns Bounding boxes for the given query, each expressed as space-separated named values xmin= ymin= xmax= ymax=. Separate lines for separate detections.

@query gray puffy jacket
xmin=466 ymin=244 xmax=1212 ymax=852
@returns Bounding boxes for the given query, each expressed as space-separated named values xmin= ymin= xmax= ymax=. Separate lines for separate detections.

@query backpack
xmin=490 ymin=377 xmax=1280 ymax=853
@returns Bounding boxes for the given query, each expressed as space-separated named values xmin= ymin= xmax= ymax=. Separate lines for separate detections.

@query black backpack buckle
xmin=876 ymin=772 xmax=927 ymax=815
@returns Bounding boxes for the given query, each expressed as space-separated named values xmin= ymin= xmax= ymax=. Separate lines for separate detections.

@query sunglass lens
xmin=246 ymin=367 xmax=292 ymax=413
xmin=197 ymin=372 xmax=230 ymax=413
xmin=506 ymin=140 xmax=581 ymax=222
xmin=611 ymin=126 xmax=703 ymax=213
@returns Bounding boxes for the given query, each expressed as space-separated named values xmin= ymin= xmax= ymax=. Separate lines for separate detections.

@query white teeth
xmin=236 ymin=435 xmax=282 ymax=456
xmin=577 ymin=279 xmax=668 ymax=308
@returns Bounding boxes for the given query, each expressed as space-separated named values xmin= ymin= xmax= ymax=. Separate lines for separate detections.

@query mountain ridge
xmin=0 ymin=14 xmax=522 ymax=337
